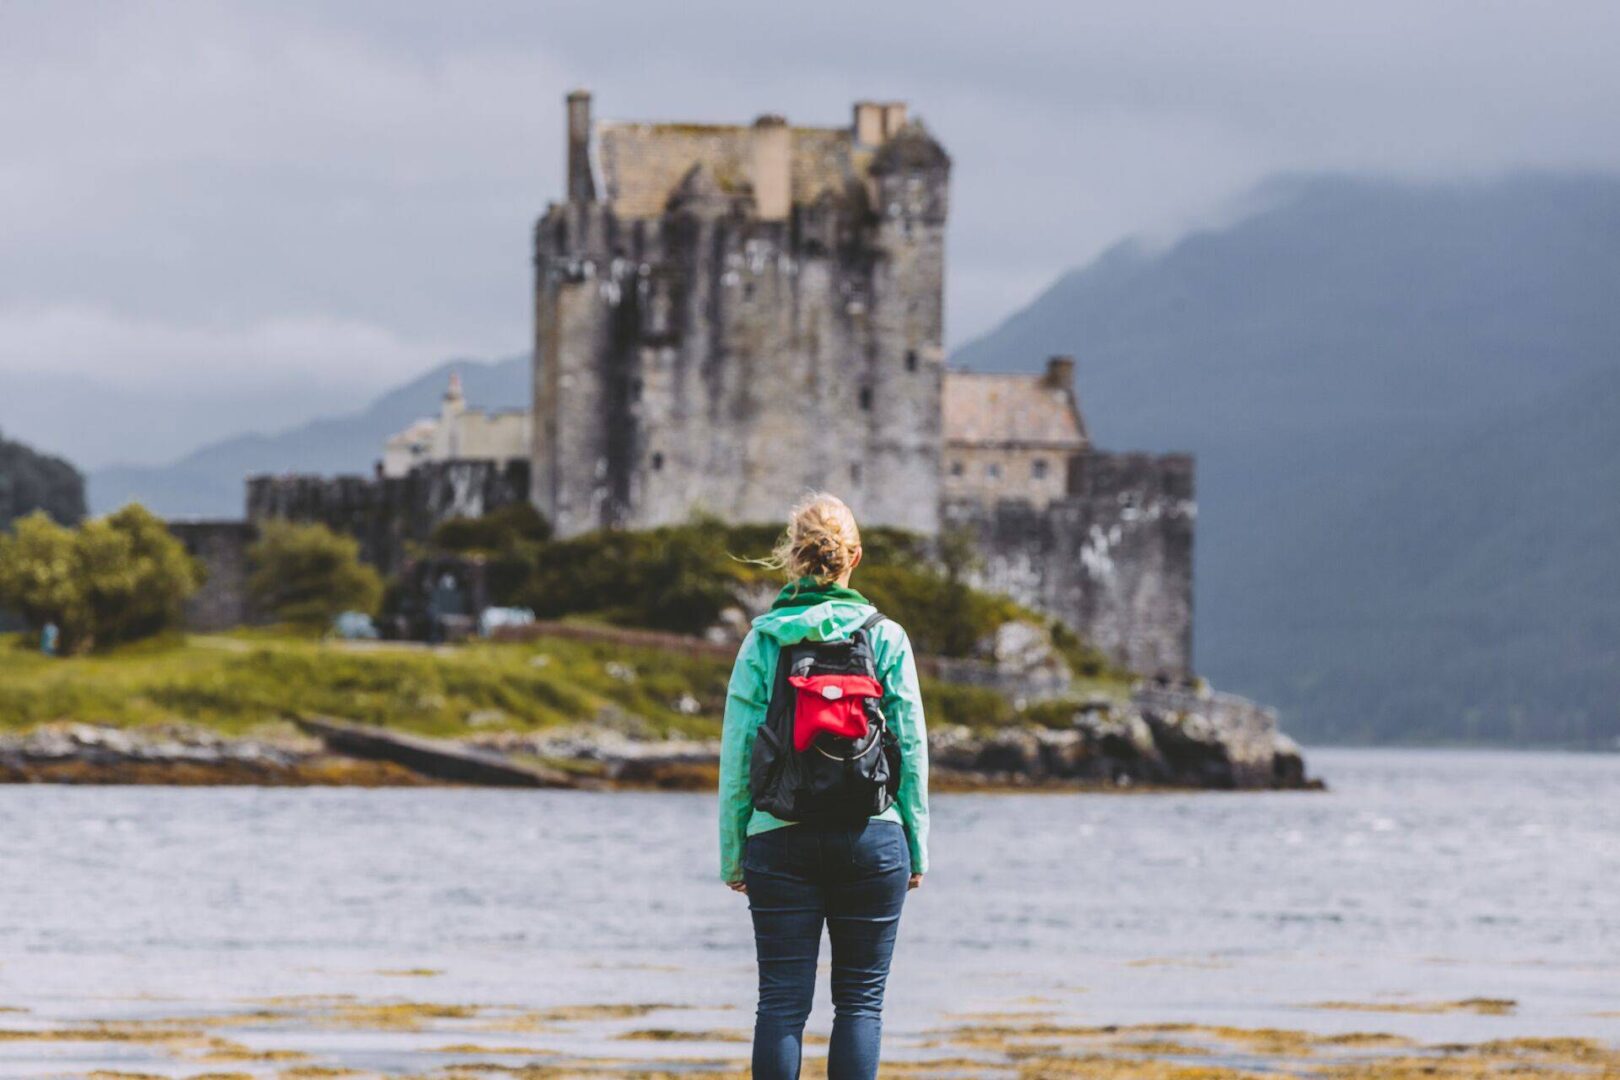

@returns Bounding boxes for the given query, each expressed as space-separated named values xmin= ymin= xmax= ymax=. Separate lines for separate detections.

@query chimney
xmin=852 ymin=100 xmax=885 ymax=147
xmin=750 ymin=114 xmax=791 ymax=221
xmin=566 ymin=89 xmax=595 ymax=203
xmin=880 ymin=102 xmax=908 ymax=138
xmin=1042 ymin=355 xmax=1076 ymax=390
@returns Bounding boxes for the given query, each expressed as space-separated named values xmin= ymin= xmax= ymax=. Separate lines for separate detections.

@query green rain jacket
xmin=718 ymin=578 xmax=930 ymax=883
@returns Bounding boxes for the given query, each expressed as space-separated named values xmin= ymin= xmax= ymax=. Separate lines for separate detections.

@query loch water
xmin=1 ymin=748 xmax=1617 ymax=1075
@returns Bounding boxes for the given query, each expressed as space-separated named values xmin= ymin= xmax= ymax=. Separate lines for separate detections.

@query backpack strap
xmin=853 ymin=611 xmax=889 ymax=715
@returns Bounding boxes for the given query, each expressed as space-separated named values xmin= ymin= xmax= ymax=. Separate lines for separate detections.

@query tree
xmin=247 ymin=521 xmax=383 ymax=628
xmin=0 ymin=504 xmax=200 ymax=653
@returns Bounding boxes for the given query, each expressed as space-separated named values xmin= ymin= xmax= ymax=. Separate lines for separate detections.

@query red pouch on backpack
xmin=788 ymin=674 xmax=884 ymax=751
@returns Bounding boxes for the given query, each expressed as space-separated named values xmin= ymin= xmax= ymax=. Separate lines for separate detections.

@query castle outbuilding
xmin=382 ymin=372 xmax=530 ymax=478
xmin=943 ymin=356 xmax=1089 ymax=509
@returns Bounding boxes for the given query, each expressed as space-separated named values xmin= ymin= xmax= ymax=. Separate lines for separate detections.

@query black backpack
xmin=749 ymin=612 xmax=902 ymax=823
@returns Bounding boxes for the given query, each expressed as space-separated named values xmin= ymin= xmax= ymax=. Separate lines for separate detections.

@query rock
xmin=708 ymin=605 xmax=754 ymax=643
xmin=1271 ymin=733 xmax=1308 ymax=788
xmin=1131 ymin=683 xmax=1310 ymax=789
xmin=973 ymin=728 xmax=1046 ymax=778
xmin=991 ymin=621 xmax=1072 ymax=700
xmin=1074 ymin=706 xmax=1163 ymax=779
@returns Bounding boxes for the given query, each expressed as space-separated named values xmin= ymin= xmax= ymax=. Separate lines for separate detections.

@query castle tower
xmin=531 ymin=92 xmax=950 ymax=537
xmin=434 ymin=371 xmax=467 ymax=460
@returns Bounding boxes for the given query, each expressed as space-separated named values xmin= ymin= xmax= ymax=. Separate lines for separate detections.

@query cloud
xmin=0 ymin=305 xmax=458 ymax=392
xmin=2 ymin=0 xmax=1618 ymax=465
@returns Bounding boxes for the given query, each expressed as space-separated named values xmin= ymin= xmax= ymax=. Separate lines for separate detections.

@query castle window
xmin=986 ymin=463 xmax=1002 ymax=480
xmin=1032 ymin=458 xmax=1049 ymax=480
xmin=905 ymin=349 xmax=918 ymax=372
xmin=851 ymin=462 xmax=863 ymax=485
xmin=949 ymin=460 xmax=964 ymax=478
xmin=859 ymin=387 xmax=873 ymax=411
xmin=650 ymin=452 xmax=664 ymax=472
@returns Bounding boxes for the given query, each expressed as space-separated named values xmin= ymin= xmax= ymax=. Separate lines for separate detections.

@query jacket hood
xmin=750 ymin=578 xmax=876 ymax=645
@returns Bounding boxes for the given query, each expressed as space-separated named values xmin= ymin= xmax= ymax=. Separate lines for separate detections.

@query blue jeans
xmin=742 ymin=819 xmax=911 ymax=1080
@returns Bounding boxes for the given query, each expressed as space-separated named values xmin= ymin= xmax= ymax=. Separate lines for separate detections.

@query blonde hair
xmin=771 ymin=493 xmax=862 ymax=585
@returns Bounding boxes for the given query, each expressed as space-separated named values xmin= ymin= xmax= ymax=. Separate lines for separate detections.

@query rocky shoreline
xmin=0 ymin=683 xmax=1314 ymax=790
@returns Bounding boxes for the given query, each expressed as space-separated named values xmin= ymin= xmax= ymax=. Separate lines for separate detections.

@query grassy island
xmin=0 ymin=629 xmax=1135 ymax=742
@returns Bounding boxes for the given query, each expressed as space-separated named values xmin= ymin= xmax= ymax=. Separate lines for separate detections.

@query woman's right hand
xmin=727 ymin=880 xmax=748 ymax=894
xmin=908 ymin=874 xmax=923 ymax=891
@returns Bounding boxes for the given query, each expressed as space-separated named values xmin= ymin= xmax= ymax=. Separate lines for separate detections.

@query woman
xmin=718 ymin=493 xmax=930 ymax=1080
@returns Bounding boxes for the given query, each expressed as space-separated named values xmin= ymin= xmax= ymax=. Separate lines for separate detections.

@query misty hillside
xmin=88 ymin=355 xmax=528 ymax=517
xmin=954 ymin=172 xmax=1620 ymax=746
xmin=1 ymin=430 xmax=85 ymax=529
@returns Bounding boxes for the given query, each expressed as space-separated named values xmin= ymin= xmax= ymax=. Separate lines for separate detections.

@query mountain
xmin=88 ymin=355 xmax=528 ymax=517
xmin=953 ymin=172 xmax=1620 ymax=746
xmin=1 ymin=430 xmax=86 ymax=528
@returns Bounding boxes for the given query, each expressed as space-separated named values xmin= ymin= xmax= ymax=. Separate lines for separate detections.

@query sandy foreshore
xmin=1 ymin=993 xmax=1615 ymax=1078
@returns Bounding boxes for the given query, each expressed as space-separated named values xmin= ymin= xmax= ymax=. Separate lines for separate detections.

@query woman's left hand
xmin=908 ymin=874 xmax=923 ymax=890
xmin=727 ymin=880 xmax=748 ymax=894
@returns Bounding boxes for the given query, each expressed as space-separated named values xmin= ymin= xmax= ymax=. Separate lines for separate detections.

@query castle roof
xmin=595 ymin=121 xmax=872 ymax=218
xmin=385 ymin=417 xmax=438 ymax=449
xmin=942 ymin=370 xmax=1089 ymax=449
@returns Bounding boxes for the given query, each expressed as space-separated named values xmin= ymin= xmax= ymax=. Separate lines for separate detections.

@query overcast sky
xmin=4 ymin=1 xmax=1619 ymax=467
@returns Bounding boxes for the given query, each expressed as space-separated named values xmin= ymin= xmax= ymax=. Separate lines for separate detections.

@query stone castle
xmin=229 ymin=93 xmax=1194 ymax=677
xmin=528 ymin=93 xmax=1192 ymax=674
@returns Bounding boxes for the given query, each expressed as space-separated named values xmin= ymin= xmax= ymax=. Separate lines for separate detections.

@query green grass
xmin=0 ymin=630 xmax=1134 ymax=739
xmin=0 ymin=631 xmax=730 ymax=739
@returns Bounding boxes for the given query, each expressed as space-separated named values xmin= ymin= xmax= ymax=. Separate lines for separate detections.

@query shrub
xmin=1049 ymin=620 xmax=1127 ymax=679
xmin=431 ymin=503 xmax=552 ymax=553
xmin=858 ymin=565 xmax=1023 ymax=658
xmin=920 ymin=681 xmax=1018 ymax=730
xmin=519 ymin=520 xmax=753 ymax=634
xmin=0 ymin=504 xmax=200 ymax=653
xmin=248 ymin=521 xmax=383 ymax=628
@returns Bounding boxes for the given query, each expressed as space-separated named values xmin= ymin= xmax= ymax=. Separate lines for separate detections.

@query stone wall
xmin=532 ymin=131 xmax=949 ymax=538
xmin=168 ymin=520 xmax=260 ymax=632
xmin=945 ymin=451 xmax=1195 ymax=678
xmin=247 ymin=459 xmax=530 ymax=577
